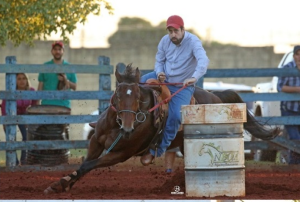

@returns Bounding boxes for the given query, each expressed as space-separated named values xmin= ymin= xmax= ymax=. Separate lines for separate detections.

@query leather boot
xmin=140 ymin=151 xmax=155 ymax=166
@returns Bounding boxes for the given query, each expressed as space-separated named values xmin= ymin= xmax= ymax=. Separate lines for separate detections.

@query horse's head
xmin=113 ymin=64 xmax=142 ymax=134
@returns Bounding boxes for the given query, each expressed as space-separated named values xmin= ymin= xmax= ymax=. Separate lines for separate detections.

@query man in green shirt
xmin=37 ymin=41 xmax=77 ymax=140
xmin=38 ymin=41 xmax=77 ymax=109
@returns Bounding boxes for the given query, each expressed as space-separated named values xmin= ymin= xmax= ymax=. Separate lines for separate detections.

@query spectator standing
xmin=37 ymin=41 xmax=77 ymax=108
xmin=1 ymin=73 xmax=38 ymax=165
xmin=37 ymin=41 xmax=77 ymax=139
xmin=277 ymin=45 xmax=300 ymax=164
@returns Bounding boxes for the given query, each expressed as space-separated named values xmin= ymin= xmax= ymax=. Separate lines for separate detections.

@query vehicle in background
xmin=253 ymin=50 xmax=293 ymax=162
xmin=82 ymin=110 xmax=99 ymax=140
xmin=82 ymin=81 xmax=255 ymax=159
xmin=203 ymin=81 xmax=255 ymax=113
xmin=254 ymin=51 xmax=293 ymax=120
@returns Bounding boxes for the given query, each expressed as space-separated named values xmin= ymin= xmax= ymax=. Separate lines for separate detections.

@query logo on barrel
xmin=171 ymin=186 xmax=184 ymax=195
xmin=198 ymin=142 xmax=239 ymax=166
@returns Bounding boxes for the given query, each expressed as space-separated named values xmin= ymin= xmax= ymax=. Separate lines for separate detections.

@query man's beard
xmin=54 ymin=55 xmax=62 ymax=60
xmin=171 ymin=37 xmax=181 ymax=45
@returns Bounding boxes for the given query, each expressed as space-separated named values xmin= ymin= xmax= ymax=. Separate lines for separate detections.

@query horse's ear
xmin=135 ymin=67 xmax=141 ymax=83
xmin=115 ymin=66 xmax=122 ymax=83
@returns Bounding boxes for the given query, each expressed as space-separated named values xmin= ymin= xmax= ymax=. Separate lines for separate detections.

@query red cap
xmin=166 ymin=15 xmax=184 ymax=29
xmin=52 ymin=41 xmax=64 ymax=49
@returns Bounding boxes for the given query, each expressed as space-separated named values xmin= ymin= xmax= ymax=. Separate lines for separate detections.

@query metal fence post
xmin=5 ymin=56 xmax=17 ymax=168
xmin=98 ymin=56 xmax=112 ymax=114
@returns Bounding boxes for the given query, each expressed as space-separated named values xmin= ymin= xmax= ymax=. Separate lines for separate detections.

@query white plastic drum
xmin=182 ymin=104 xmax=246 ymax=197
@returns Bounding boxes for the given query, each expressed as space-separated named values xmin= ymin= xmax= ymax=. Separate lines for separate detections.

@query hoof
xmin=44 ymin=186 xmax=54 ymax=194
xmin=44 ymin=172 xmax=77 ymax=194
xmin=44 ymin=181 xmax=63 ymax=194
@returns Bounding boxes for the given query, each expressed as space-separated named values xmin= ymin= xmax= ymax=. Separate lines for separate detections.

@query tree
xmin=0 ymin=0 xmax=114 ymax=46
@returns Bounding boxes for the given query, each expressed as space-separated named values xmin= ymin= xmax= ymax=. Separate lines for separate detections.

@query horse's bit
xmin=110 ymin=83 xmax=148 ymax=127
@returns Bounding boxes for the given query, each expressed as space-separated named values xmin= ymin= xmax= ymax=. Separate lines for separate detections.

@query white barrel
xmin=182 ymin=104 xmax=246 ymax=197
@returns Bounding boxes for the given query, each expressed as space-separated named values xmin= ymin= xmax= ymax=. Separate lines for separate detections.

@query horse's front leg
xmin=44 ymin=150 xmax=130 ymax=194
xmin=44 ymin=133 xmax=106 ymax=194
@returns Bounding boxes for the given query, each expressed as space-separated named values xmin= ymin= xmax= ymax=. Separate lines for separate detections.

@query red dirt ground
xmin=1 ymin=157 xmax=300 ymax=200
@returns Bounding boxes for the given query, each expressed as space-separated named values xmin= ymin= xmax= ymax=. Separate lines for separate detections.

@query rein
xmin=109 ymin=82 xmax=188 ymax=124
xmin=138 ymin=82 xmax=184 ymax=86
xmin=106 ymin=82 xmax=187 ymax=154
xmin=147 ymin=84 xmax=187 ymax=113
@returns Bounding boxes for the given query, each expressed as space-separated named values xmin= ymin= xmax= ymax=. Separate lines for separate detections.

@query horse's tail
xmin=212 ymin=90 xmax=280 ymax=140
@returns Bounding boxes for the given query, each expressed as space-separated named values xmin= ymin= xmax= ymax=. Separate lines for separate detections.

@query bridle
xmin=110 ymin=81 xmax=188 ymax=128
xmin=110 ymin=82 xmax=147 ymax=127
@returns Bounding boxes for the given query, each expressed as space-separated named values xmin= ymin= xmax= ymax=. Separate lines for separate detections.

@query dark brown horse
xmin=44 ymin=64 xmax=280 ymax=194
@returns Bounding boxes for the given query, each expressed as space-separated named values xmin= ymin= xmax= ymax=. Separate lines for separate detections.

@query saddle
xmin=143 ymin=79 xmax=195 ymax=151
xmin=145 ymin=79 xmax=196 ymax=132
xmin=143 ymin=79 xmax=169 ymax=151
xmin=144 ymin=79 xmax=170 ymax=127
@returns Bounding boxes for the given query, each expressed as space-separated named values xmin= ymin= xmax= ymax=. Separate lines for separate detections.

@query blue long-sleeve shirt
xmin=277 ymin=60 xmax=300 ymax=112
xmin=154 ymin=31 xmax=209 ymax=83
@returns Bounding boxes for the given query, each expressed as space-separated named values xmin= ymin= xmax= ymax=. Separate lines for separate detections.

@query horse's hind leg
xmin=44 ymin=133 xmax=105 ymax=194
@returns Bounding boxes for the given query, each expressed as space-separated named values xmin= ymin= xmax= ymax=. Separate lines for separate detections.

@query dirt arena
xmin=1 ymin=157 xmax=300 ymax=200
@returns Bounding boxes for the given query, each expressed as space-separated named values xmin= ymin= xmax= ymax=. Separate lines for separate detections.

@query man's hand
xmin=57 ymin=73 xmax=70 ymax=90
xmin=157 ymin=72 xmax=166 ymax=83
xmin=57 ymin=73 xmax=67 ymax=82
xmin=183 ymin=77 xmax=196 ymax=86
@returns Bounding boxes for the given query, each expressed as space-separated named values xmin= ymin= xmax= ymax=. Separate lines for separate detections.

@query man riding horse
xmin=140 ymin=15 xmax=210 ymax=165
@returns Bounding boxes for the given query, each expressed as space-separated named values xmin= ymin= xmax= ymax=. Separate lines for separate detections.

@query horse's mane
xmin=121 ymin=64 xmax=140 ymax=83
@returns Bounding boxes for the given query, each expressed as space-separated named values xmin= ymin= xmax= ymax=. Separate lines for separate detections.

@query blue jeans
xmin=141 ymin=72 xmax=195 ymax=157
xmin=140 ymin=71 xmax=156 ymax=83
xmin=281 ymin=109 xmax=300 ymax=164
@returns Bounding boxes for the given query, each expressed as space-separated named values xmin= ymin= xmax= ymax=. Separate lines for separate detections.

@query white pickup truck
xmin=253 ymin=50 xmax=294 ymax=161
xmin=254 ymin=50 xmax=294 ymax=118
